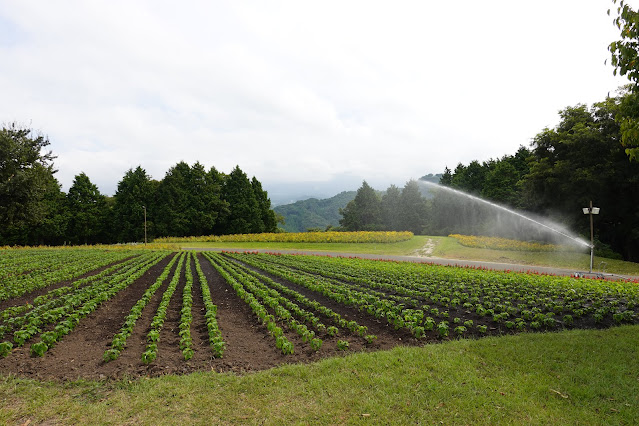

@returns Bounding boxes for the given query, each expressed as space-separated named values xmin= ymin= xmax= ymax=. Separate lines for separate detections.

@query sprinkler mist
xmin=420 ymin=181 xmax=591 ymax=249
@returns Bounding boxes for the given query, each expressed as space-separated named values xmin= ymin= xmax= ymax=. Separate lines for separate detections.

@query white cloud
xmin=0 ymin=0 xmax=635 ymax=198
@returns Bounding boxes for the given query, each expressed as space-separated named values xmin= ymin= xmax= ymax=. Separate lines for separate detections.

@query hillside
xmin=274 ymin=191 xmax=356 ymax=232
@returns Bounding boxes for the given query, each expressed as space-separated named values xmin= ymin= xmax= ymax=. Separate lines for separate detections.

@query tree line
xmin=0 ymin=124 xmax=277 ymax=246
xmin=339 ymin=93 xmax=639 ymax=262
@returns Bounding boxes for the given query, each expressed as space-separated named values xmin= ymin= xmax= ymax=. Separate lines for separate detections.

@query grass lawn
xmin=430 ymin=236 xmax=639 ymax=276
xmin=2 ymin=325 xmax=638 ymax=424
xmin=180 ymin=236 xmax=639 ymax=276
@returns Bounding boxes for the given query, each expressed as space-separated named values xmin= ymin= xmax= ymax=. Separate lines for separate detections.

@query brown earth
xmin=0 ymin=253 xmax=429 ymax=382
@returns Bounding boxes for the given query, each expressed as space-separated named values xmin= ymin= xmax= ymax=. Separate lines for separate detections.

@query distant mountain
xmin=419 ymin=173 xmax=443 ymax=184
xmin=274 ymin=191 xmax=356 ymax=232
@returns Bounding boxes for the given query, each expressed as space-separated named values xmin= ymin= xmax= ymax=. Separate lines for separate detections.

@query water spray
xmin=420 ymin=181 xmax=591 ymax=248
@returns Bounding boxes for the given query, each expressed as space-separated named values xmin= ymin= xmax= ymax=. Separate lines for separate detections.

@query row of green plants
xmin=0 ymin=249 xmax=138 ymax=301
xmin=225 ymin=252 xmax=422 ymax=338
xmin=103 ymin=253 xmax=181 ymax=361
xmin=0 ymin=252 xmax=167 ymax=358
xmin=179 ymin=253 xmax=195 ymax=360
xmin=141 ymin=252 xmax=188 ymax=364
xmin=225 ymin=252 xmax=639 ymax=339
xmin=217 ymin=255 xmax=368 ymax=351
xmin=222 ymin=253 xmax=374 ymax=344
xmin=0 ymin=249 xmax=229 ymax=364
xmin=0 ymin=254 xmax=145 ymax=328
xmin=203 ymin=252 xmax=295 ymax=355
xmin=211 ymin=252 xmax=376 ymax=351
xmin=193 ymin=253 xmax=225 ymax=357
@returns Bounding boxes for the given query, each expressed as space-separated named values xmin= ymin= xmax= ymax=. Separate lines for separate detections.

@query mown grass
xmin=180 ymin=235 xmax=639 ymax=276
xmin=1 ymin=325 xmax=637 ymax=425
xmin=431 ymin=236 xmax=639 ymax=276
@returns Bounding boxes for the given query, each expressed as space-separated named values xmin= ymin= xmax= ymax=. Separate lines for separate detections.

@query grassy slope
xmin=181 ymin=235 xmax=639 ymax=276
xmin=2 ymin=326 xmax=637 ymax=424
xmin=431 ymin=237 xmax=639 ymax=276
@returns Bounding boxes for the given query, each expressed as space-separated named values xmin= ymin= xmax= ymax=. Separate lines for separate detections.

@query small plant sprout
xmin=336 ymin=340 xmax=349 ymax=351
xmin=454 ymin=325 xmax=467 ymax=336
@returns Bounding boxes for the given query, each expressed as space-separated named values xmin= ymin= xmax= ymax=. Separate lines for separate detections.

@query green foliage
xmin=336 ymin=340 xmax=349 ymax=351
xmin=339 ymin=181 xmax=382 ymax=231
xmin=219 ymin=166 xmax=262 ymax=235
xmin=398 ymin=179 xmax=427 ymax=234
xmin=0 ymin=124 xmax=63 ymax=245
xmin=112 ymin=166 xmax=156 ymax=243
xmin=66 ymin=172 xmax=108 ymax=244
xmin=609 ymin=1 xmax=639 ymax=160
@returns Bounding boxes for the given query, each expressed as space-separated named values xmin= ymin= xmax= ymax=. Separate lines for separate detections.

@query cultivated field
xmin=1 ymin=248 xmax=638 ymax=381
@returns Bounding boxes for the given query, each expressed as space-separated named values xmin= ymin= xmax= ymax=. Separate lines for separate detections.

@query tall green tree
xmin=381 ymin=184 xmax=402 ymax=231
xmin=481 ymin=161 xmax=520 ymax=205
xmin=609 ymin=0 xmax=639 ymax=160
xmin=188 ymin=162 xmax=224 ymax=236
xmin=28 ymin=174 xmax=69 ymax=245
xmin=0 ymin=124 xmax=58 ymax=245
xmin=154 ymin=162 xmax=191 ymax=237
xmin=154 ymin=161 xmax=223 ymax=237
xmin=112 ymin=166 xmax=155 ymax=242
xmin=451 ymin=160 xmax=488 ymax=194
xmin=439 ymin=167 xmax=453 ymax=186
xmin=66 ymin=172 xmax=108 ymax=244
xmin=220 ymin=166 xmax=261 ymax=234
xmin=339 ymin=181 xmax=382 ymax=231
xmin=398 ymin=179 xmax=427 ymax=234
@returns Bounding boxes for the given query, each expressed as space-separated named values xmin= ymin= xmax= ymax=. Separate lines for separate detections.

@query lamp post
xmin=142 ymin=205 xmax=147 ymax=245
xmin=582 ymin=200 xmax=600 ymax=273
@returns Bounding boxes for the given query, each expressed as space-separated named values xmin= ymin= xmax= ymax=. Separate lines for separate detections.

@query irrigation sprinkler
xmin=582 ymin=201 xmax=600 ymax=273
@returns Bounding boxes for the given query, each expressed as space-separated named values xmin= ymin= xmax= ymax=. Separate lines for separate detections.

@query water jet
xmin=420 ymin=180 xmax=591 ymax=248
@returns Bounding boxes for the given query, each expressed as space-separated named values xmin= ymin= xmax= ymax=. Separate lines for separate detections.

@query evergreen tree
xmin=28 ymin=174 xmax=69 ymax=245
xmin=339 ymin=181 xmax=382 ymax=231
xmin=112 ymin=166 xmax=155 ymax=242
xmin=381 ymin=184 xmax=402 ymax=231
xmin=154 ymin=162 xmax=191 ymax=237
xmin=398 ymin=179 xmax=427 ymax=234
xmin=188 ymin=162 xmax=223 ymax=236
xmin=66 ymin=172 xmax=108 ymax=244
xmin=451 ymin=160 xmax=488 ymax=194
xmin=221 ymin=166 xmax=261 ymax=234
xmin=439 ymin=167 xmax=453 ymax=186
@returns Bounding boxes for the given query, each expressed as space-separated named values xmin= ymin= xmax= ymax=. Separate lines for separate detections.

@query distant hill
xmin=274 ymin=191 xmax=356 ymax=232
xmin=419 ymin=173 xmax=442 ymax=184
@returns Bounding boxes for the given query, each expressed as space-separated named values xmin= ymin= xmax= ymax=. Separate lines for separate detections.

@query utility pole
xmin=142 ymin=205 xmax=147 ymax=245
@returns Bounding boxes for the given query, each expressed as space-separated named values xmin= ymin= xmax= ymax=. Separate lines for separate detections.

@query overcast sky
xmin=1 ymin=0 xmax=635 ymax=204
